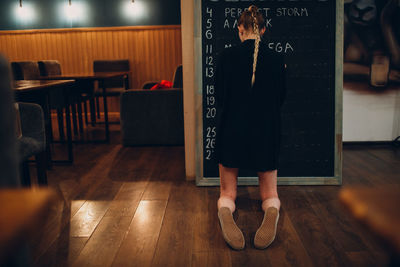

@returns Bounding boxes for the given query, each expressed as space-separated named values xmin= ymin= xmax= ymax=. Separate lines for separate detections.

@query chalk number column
xmin=203 ymin=2 xmax=217 ymax=163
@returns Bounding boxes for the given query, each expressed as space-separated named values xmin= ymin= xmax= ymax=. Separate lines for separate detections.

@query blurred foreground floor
xmin=28 ymin=122 xmax=400 ymax=266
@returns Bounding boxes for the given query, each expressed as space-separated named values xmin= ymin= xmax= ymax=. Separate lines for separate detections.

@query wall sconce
xmin=65 ymin=0 xmax=76 ymax=21
xmin=15 ymin=0 xmax=36 ymax=23
xmin=60 ymin=0 xmax=88 ymax=23
xmin=122 ymin=0 xmax=146 ymax=20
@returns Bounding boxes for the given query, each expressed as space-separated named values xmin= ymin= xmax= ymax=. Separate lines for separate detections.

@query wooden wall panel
xmin=0 ymin=26 xmax=182 ymax=111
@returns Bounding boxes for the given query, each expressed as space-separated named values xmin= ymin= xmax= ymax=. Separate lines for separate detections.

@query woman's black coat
xmin=215 ymin=39 xmax=287 ymax=171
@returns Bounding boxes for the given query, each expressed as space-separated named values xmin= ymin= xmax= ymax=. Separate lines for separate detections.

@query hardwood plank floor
xmin=28 ymin=126 xmax=399 ymax=267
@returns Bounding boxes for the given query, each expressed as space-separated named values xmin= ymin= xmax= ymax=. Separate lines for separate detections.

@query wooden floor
xmin=28 ymin=125 xmax=400 ymax=267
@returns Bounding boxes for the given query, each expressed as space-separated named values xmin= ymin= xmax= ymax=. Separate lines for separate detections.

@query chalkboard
xmin=198 ymin=0 xmax=342 ymax=184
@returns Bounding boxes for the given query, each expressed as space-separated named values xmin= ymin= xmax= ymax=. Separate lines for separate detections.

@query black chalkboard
xmin=202 ymin=0 xmax=336 ymax=178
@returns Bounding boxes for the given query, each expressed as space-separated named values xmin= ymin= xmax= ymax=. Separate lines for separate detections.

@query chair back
xmin=38 ymin=60 xmax=62 ymax=76
xmin=0 ymin=55 xmax=20 ymax=186
xmin=93 ymin=59 xmax=130 ymax=88
xmin=11 ymin=61 xmax=40 ymax=80
xmin=172 ymin=65 xmax=183 ymax=89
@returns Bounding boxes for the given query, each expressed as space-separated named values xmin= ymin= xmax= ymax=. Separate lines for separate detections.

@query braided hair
xmin=238 ymin=5 xmax=265 ymax=87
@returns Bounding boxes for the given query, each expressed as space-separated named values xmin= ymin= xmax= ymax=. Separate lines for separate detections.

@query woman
xmin=215 ymin=5 xmax=287 ymax=250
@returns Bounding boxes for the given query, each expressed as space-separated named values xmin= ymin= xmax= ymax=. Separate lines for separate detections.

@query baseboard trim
xmin=343 ymin=141 xmax=398 ymax=146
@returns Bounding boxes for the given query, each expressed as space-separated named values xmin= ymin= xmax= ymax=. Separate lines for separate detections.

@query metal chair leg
xmin=35 ymin=151 xmax=48 ymax=185
xmin=83 ymin=100 xmax=89 ymax=125
xmin=57 ymin=108 xmax=65 ymax=142
xmin=89 ymin=98 xmax=96 ymax=126
xmin=96 ymin=96 xmax=101 ymax=119
xmin=21 ymin=161 xmax=31 ymax=187
xmin=77 ymin=101 xmax=84 ymax=134
xmin=71 ymin=102 xmax=78 ymax=136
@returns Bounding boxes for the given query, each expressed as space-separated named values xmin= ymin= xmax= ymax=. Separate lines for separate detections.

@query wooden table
xmin=13 ymin=80 xmax=74 ymax=92
xmin=0 ymin=188 xmax=56 ymax=264
xmin=14 ymin=80 xmax=76 ymax=166
xmin=40 ymin=72 xmax=130 ymax=143
xmin=339 ymin=185 xmax=400 ymax=263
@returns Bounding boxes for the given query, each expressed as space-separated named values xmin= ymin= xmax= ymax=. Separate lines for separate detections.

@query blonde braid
xmin=251 ymin=8 xmax=261 ymax=87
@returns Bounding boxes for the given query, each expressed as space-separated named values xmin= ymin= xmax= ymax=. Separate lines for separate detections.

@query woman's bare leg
xmin=219 ymin=164 xmax=238 ymax=200
xmin=217 ymin=164 xmax=244 ymax=250
xmin=218 ymin=164 xmax=239 ymax=212
xmin=254 ymin=169 xmax=280 ymax=249
xmin=257 ymin=169 xmax=280 ymax=210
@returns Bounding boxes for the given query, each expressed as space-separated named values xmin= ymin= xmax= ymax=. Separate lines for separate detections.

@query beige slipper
xmin=218 ymin=207 xmax=245 ymax=250
xmin=254 ymin=207 xmax=280 ymax=249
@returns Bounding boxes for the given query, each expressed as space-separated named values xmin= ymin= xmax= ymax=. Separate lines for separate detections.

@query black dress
xmin=215 ymin=39 xmax=287 ymax=172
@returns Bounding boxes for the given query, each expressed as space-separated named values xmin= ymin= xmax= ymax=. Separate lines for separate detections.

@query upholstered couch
xmin=120 ymin=88 xmax=184 ymax=146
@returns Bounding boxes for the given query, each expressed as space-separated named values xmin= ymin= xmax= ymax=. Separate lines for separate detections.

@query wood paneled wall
xmin=0 ymin=25 xmax=182 ymax=111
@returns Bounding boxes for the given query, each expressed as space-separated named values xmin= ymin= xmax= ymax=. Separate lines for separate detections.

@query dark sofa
xmin=120 ymin=88 xmax=184 ymax=146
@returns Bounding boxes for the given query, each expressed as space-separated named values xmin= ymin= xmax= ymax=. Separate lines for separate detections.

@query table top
xmin=0 ymin=188 xmax=56 ymax=263
xmin=13 ymin=80 xmax=75 ymax=92
xmin=339 ymin=185 xmax=400 ymax=253
xmin=39 ymin=71 xmax=130 ymax=81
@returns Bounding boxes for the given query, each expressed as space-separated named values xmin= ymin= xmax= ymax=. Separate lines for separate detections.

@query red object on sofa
xmin=150 ymin=80 xmax=173 ymax=90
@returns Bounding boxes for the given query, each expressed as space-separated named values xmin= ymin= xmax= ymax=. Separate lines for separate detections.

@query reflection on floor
xmin=28 ymin=123 xmax=399 ymax=266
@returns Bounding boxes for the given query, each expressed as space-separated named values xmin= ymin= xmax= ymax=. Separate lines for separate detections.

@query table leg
xmin=96 ymin=96 xmax=101 ymax=119
xmin=47 ymin=85 xmax=73 ymax=164
xmin=35 ymin=151 xmax=48 ymax=185
xmin=56 ymin=108 xmax=65 ymax=142
xmin=43 ymin=93 xmax=53 ymax=170
xmin=89 ymin=97 xmax=96 ymax=126
xmin=102 ymin=81 xmax=110 ymax=143
xmin=71 ymin=102 xmax=78 ymax=136
xmin=77 ymin=101 xmax=84 ymax=134
xmin=65 ymin=102 xmax=73 ymax=163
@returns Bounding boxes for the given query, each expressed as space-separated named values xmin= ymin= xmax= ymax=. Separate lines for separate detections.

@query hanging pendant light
xmin=19 ymin=0 xmax=22 ymax=8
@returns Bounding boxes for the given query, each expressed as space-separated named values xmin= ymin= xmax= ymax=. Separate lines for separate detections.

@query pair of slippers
xmin=218 ymin=206 xmax=279 ymax=250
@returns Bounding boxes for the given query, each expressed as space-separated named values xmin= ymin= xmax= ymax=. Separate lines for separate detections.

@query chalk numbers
xmin=206 ymin=126 xmax=216 ymax=138
xmin=206 ymin=56 xmax=213 ymax=65
xmin=204 ymin=6 xmax=216 ymax=161
xmin=206 ymin=44 xmax=213 ymax=54
xmin=206 ymin=85 xmax=214 ymax=94
xmin=205 ymin=128 xmax=216 ymax=160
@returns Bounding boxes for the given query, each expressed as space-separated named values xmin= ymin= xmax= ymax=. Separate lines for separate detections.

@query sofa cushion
xmin=120 ymin=88 xmax=184 ymax=146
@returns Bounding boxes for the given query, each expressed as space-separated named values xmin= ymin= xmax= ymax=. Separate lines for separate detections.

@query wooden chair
xmin=37 ymin=60 xmax=72 ymax=140
xmin=11 ymin=61 xmax=41 ymax=80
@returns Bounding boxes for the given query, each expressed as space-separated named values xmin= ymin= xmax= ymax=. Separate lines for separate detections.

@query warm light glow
xmin=14 ymin=2 xmax=36 ymax=23
xmin=135 ymin=201 xmax=151 ymax=226
xmin=122 ymin=0 xmax=146 ymax=20
xmin=59 ymin=1 xmax=88 ymax=23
